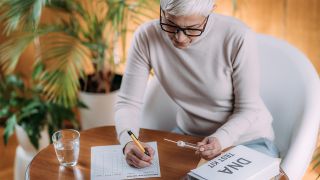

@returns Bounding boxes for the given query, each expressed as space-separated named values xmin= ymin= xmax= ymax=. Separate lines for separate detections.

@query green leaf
xmin=313 ymin=152 xmax=320 ymax=161
xmin=232 ymin=0 xmax=238 ymax=15
xmin=31 ymin=0 xmax=45 ymax=28
xmin=0 ymin=106 xmax=10 ymax=118
xmin=314 ymin=160 xmax=320 ymax=170
xmin=28 ymin=132 xmax=40 ymax=150
xmin=32 ymin=62 xmax=45 ymax=80
xmin=3 ymin=114 xmax=16 ymax=145
xmin=78 ymin=100 xmax=88 ymax=109
xmin=48 ymin=124 xmax=54 ymax=144
xmin=20 ymin=113 xmax=46 ymax=149
xmin=19 ymin=109 xmax=40 ymax=121
xmin=69 ymin=117 xmax=79 ymax=130
xmin=21 ymin=100 xmax=42 ymax=112
xmin=0 ymin=32 xmax=36 ymax=74
xmin=0 ymin=0 xmax=43 ymax=34
xmin=6 ymin=75 xmax=24 ymax=89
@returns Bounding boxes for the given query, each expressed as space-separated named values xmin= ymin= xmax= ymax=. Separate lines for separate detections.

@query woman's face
xmin=161 ymin=12 xmax=208 ymax=49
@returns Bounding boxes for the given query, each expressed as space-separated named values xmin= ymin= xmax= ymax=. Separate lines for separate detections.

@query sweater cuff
xmin=118 ymin=129 xmax=137 ymax=150
xmin=118 ymin=130 xmax=130 ymax=144
xmin=210 ymin=129 xmax=234 ymax=150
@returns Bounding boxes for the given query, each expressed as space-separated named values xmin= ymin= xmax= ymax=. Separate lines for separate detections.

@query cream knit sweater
xmin=115 ymin=13 xmax=274 ymax=150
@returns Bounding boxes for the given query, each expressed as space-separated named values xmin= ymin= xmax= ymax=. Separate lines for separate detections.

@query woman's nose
xmin=175 ymin=30 xmax=188 ymax=42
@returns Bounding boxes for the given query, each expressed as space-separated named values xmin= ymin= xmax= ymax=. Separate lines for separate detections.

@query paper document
xmin=91 ymin=141 xmax=161 ymax=180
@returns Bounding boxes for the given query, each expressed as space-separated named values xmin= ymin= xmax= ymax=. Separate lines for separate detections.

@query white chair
xmin=140 ymin=34 xmax=320 ymax=180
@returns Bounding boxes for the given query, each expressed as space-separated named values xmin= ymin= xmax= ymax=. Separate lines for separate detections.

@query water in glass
xmin=52 ymin=129 xmax=80 ymax=167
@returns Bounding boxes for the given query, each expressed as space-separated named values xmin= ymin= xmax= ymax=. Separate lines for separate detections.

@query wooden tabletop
xmin=27 ymin=126 xmax=203 ymax=180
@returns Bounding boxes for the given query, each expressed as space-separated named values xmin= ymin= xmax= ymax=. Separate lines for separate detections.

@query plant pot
xmin=14 ymin=125 xmax=49 ymax=180
xmin=79 ymin=90 xmax=118 ymax=130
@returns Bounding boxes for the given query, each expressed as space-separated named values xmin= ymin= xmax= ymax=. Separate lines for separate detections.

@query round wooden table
xmin=27 ymin=126 xmax=202 ymax=179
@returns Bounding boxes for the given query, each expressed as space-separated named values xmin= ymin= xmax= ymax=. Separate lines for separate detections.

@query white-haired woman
xmin=115 ymin=0 xmax=279 ymax=168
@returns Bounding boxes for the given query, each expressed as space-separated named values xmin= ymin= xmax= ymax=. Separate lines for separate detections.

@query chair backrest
xmin=257 ymin=34 xmax=320 ymax=179
xmin=141 ymin=34 xmax=320 ymax=180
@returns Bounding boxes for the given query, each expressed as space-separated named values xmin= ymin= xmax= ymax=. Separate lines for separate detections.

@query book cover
xmin=188 ymin=145 xmax=280 ymax=180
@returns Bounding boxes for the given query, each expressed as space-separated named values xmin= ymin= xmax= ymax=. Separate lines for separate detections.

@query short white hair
xmin=160 ymin=0 xmax=215 ymax=17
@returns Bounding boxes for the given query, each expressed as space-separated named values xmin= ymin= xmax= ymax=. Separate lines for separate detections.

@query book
xmin=188 ymin=145 xmax=280 ymax=180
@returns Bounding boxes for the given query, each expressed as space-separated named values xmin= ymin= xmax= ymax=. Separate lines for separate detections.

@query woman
xmin=115 ymin=0 xmax=279 ymax=168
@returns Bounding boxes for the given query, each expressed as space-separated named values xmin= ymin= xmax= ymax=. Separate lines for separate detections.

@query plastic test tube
xmin=164 ymin=138 xmax=198 ymax=150
xmin=177 ymin=140 xmax=198 ymax=150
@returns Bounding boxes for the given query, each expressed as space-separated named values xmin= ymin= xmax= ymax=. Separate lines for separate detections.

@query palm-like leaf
xmin=0 ymin=32 xmax=36 ymax=74
xmin=0 ymin=0 xmax=160 ymax=107
xmin=39 ymin=33 xmax=92 ymax=106
xmin=0 ymin=0 xmax=47 ymax=35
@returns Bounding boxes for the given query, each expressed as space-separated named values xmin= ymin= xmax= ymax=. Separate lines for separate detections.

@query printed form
xmin=91 ymin=141 xmax=161 ymax=180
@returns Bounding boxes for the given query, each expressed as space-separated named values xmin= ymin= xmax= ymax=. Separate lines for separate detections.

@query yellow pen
xmin=127 ymin=130 xmax=150 ymax=156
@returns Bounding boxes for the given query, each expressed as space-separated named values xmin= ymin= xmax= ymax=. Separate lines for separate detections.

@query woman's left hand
xmin=196 ymin=137 xmax=222 ymax=160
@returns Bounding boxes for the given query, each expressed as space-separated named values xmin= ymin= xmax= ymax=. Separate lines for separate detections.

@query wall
xmin=1 ymin=0 xmax=319 ymax=74
xmin=215 ymin=0 xmax=320 ymax=72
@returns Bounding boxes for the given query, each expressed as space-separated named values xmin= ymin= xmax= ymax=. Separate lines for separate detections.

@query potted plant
xmin=0 ymin=73 xmax=79 ymax=149
xmin=0 ymin=0 xmax=159 ymax=130
xmin=0 ymin=73 xmax=80 ymax=180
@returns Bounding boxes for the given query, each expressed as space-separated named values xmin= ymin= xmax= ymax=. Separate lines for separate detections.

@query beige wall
xmin=215 ymin=0 xmax=320 ymax=73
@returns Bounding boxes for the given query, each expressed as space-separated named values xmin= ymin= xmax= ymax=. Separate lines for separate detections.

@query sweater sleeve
xmin=114 ymin=26 xmax=151 ymax=147
xmin=211 ymin=30 xmax=263 ymax=150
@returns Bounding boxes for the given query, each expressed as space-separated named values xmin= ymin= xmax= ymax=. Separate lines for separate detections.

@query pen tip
xmin=145 ymin=151 xmax=150 ymax=156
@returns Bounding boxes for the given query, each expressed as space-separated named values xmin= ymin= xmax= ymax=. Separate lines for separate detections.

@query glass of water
xmin=52 ymin=129 xmax=80 ymax=167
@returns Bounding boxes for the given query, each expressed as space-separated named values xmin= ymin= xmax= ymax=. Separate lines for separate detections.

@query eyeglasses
xmin=159 ymin=8 xmax=209 ymax=37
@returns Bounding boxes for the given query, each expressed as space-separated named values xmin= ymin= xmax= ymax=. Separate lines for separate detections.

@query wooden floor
xmin=0 ymin=127 xmax=319 ymax=180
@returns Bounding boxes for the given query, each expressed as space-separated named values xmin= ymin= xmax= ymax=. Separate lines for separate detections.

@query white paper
xmin=91 ymin=141 xmax=161 ymax=180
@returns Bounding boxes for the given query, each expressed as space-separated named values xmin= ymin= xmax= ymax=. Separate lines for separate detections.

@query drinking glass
xmin=52 ymin=129 xmax=80 ymax=167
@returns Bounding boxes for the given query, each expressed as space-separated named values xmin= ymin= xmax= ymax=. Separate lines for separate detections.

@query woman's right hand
xmin=123 ymin=141 xmax=155 ymax=168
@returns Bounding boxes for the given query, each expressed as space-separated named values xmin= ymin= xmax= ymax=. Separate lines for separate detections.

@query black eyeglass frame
xmin=159 ymin=8 xmax=209 ymax=37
